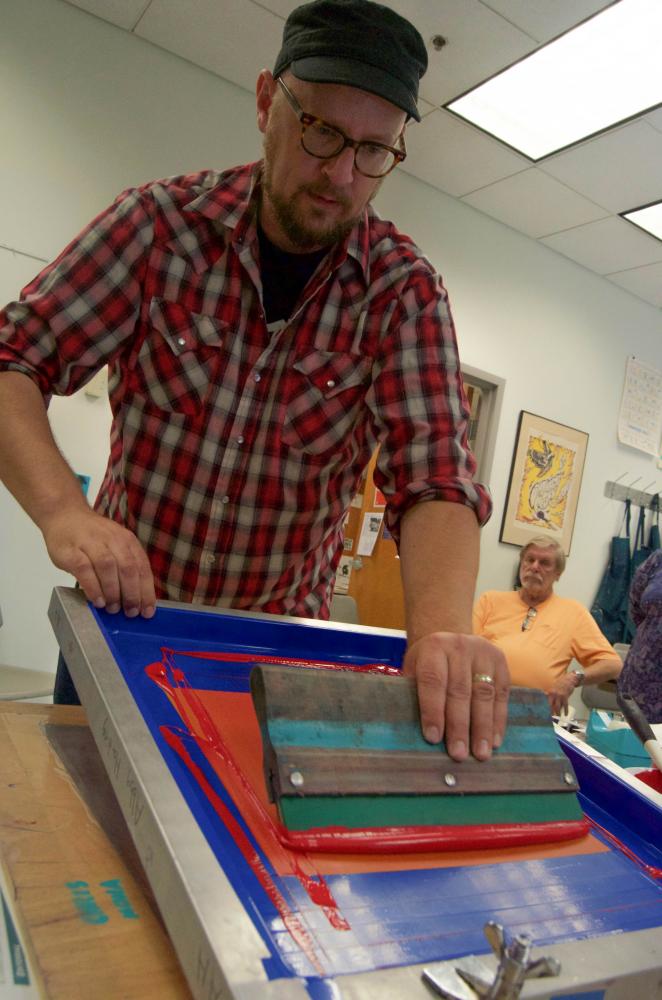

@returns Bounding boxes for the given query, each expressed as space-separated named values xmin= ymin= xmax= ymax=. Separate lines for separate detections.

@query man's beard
xmin=264 ymin=185 xmax=357 ymax=250
xmin=262 ymin=136 xmax=361 ymax=250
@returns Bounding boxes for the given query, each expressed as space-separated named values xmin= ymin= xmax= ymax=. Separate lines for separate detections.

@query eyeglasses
xmin=521 ymin=607 xmax=538 ymax=632
xmin=276 ymin=78 xmax=406 ymax=178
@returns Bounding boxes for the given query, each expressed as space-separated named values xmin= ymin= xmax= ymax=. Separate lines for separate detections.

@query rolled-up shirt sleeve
xmin=0 ymin=186 xmax=154 ymax=397
xmin=367 ymin=261 xmax=492 ymax=544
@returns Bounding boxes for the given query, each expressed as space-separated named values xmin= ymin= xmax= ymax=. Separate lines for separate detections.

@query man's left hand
xmin=547 ymin=675 xmax=577 ymax=717
xmin=402 ymin=633 xmax=510 ymax=762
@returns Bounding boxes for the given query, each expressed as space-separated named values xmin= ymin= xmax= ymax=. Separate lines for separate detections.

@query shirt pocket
xmin=528 ymin=622 xmax=562 ymax=652
xmin=281 ymin=350 xmax=373 ymax=461
xmin=131 ymin=298 xmax=227 ymax=416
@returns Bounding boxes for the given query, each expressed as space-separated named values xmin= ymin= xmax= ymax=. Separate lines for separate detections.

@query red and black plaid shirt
xmin=0 ymin=162 xmax=491 ymax=617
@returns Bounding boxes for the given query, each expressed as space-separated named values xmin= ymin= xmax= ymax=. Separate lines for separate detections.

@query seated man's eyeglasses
xmin=521 ymin=607 xmax=538 ymax=631
xmin=277 ymin=78 xmax=407 ymax=178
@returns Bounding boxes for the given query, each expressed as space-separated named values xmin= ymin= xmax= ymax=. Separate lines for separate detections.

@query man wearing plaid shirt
xmin=0 ymin=0 xmax=509 ymax=760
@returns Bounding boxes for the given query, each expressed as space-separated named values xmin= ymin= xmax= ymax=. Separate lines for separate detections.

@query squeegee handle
xmin=617 ymin=691 xmax=662 ymax=773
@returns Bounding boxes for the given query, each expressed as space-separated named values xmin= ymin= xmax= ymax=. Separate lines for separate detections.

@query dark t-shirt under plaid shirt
xmin=0 ymin=162 xmax=491 ymax=618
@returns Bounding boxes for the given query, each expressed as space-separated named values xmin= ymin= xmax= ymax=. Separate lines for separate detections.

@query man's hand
xmin=402 ymin=632 xmax=510 ymax=762
xmin=41 ymin=507 xmax=156 ymax=618
xmin=547 ymin=674 xmax=577 ymax=717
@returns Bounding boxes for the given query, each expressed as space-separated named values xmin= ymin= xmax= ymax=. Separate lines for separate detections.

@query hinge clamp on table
xmin=422 ymin=921 xmax=561 ymax=999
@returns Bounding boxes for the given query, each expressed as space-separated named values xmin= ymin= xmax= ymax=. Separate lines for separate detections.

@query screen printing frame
xmin=48 ymin=586 xmax=662 ymax=1000
xmin=50 ymin=587 xmax=279 ymax=1000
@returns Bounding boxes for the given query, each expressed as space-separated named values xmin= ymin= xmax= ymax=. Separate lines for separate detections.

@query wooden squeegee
xmin=250 ymin=664 xmax=589 ymax=853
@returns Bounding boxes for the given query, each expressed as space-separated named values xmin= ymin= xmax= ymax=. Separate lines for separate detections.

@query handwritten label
xmin=66 ymin=878 xmax=140 ymax=924
xmin=125 ymin=773 xmax=145 ymax=827
xmin=65 ymin=881 xmax=108 ymax=925
xmin=100 ymin=879 xmax=139 ymax=919
xmin=196 ymin=944 xmax=226 ymax=1000
xmin=100 ymin=715 xmax=122 ymax=781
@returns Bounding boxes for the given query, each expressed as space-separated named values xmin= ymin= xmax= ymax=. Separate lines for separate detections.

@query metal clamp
xmin=422 ymin=921 xmax=561 ymax=999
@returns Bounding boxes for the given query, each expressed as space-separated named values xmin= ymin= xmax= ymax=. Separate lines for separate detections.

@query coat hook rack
xmin=604 ymin=480 xmax=661 ymax=509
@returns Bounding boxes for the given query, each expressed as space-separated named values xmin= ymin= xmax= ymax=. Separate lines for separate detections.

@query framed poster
xmin=500 ymin=411 xmax=588 ymax=555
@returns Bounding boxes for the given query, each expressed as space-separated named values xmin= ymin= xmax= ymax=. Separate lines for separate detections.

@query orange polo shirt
xmin=473 ymin=590 xmax=620 ymax=692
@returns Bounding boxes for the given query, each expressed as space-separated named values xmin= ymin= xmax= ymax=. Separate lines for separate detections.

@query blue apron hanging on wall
xmin=632 ymin=503 xmax=652 ymax=572
xmin=591 ymin=500 xmax=632 ymax=644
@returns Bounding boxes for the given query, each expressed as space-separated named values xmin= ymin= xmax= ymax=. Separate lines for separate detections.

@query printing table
xmin=0 ymin=701 xmax=191 ymax=999
xmin=41 ymin=587 xmax=662 ymax=1000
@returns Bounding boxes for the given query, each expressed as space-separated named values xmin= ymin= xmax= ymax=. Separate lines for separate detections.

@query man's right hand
xmin=42 ymin=508 xmax=156 ymax=618
xmin=403 ymin=632 xmax=510 ymax=762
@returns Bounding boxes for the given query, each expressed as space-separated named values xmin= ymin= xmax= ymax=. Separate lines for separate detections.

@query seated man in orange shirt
xmin=473 ymin=537 xmax=622 ymax=716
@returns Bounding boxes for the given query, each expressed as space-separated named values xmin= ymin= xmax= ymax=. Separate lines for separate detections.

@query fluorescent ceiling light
xmin=446 ymin=0 xmax=662 ymax=161
xmin=622 ymin=201 xmax=662 ymax=241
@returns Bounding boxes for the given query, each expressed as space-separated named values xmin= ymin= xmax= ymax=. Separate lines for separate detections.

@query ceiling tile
xmin=50 ymin=0 xmax=662 ymax=314
xmin=385 ymin=0 xmax=537 ymax=106
xmin=540 ymin=217 xmax=662 ymax=274
xmin=418 ymin=97 xmax=437 ymax=118
xmin=402 ymin=109 xmax=527 ymax=197
xmin=246 ymin=0 xmax=537 ymax=111
xmin=134 ymin=0 xmax=285 ymax=95
xmin=461 ymin=169 xmax=608 ymax=238
xmin=250 ymin=0 xmax=298 ymax=16
xmin=540 ymin=122 xmax=662 ymax=214
xmin=607 ymin=262 xmax=662 ymax=309
xmin=478 ymin=0 xmax=613 ymax=42
xmin=64 ymin=0 xmax=149 ymax=30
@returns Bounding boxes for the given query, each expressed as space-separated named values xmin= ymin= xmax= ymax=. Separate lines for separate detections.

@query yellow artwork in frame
xmin=500 ymin=411 xmax=588 ymax=556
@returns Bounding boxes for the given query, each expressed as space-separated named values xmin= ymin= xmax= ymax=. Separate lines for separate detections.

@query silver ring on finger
xmin=472 ymin=672 xmax=495 ymax=685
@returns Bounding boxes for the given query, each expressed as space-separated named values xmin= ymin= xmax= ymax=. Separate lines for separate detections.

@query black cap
xmin=273 ymin=0 xmax=428 ymax=122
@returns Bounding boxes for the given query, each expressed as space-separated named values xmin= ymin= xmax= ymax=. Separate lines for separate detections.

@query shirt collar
xmin=184 ymin=162 xmax=260 ymax=245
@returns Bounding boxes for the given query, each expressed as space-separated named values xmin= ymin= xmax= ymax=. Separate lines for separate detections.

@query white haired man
xmin=474 ymin=537 xmax=621 ymax=715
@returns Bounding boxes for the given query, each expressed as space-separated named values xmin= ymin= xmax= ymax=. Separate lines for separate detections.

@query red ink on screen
xmin=587 ymin=816 xmax=662 ymax=881
xmin=160 ymin=727 xmax=327 ymax=974
xmin=147 ymin=654 xmax=352 ymax=942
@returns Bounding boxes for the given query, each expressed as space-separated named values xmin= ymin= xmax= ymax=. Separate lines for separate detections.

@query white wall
xmin=2 ymin=0 xmax=661 ymax=677
xmin=1 ymin=0 xmax=259 ymax=674
xmin=374 ymin=170 xmax=661 ymax=603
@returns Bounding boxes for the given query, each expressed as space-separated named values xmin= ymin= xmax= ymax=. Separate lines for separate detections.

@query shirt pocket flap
xmin=149 ymin=297 xmax=227 ymax=354
xmin=292 ymin=350 xmax=371 ymax=399
xmin=530 ymin=623 xmax=561 ymax=651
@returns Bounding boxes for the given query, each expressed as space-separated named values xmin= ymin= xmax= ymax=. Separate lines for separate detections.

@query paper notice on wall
xmin=618 ymin=356 xmax=662 ymax=456
xmin=334 ymin=556 xmax=353 ymax=593
xmin=356 ymin=512 xmax=384 ymax=556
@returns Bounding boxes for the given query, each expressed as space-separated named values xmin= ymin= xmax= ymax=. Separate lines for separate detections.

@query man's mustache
xmin=301 ymin=183 xmax=352 ymax=210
